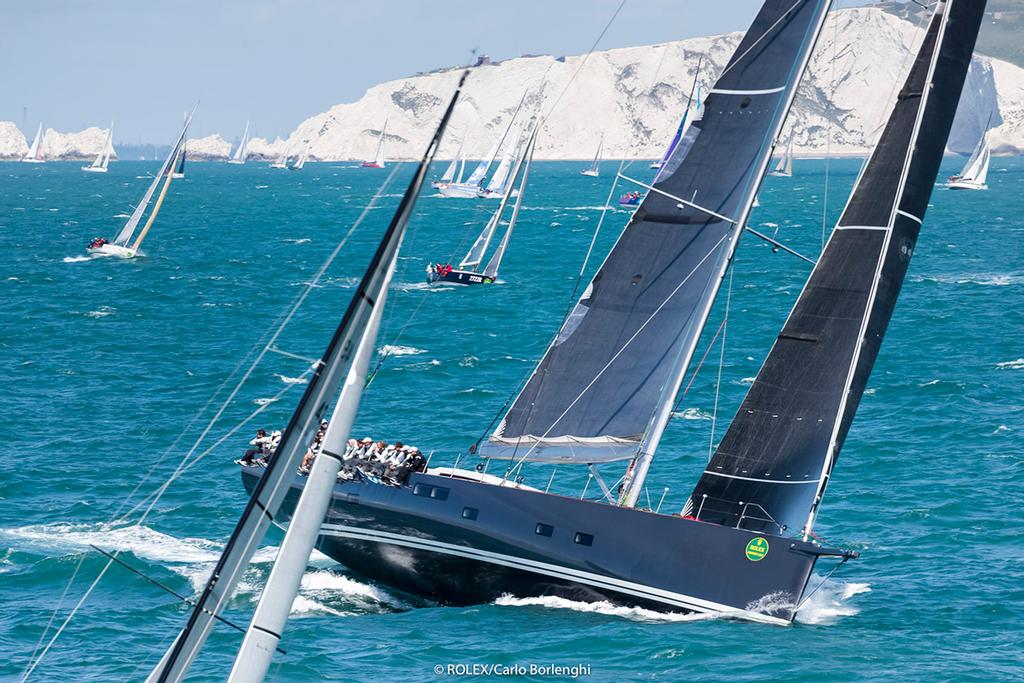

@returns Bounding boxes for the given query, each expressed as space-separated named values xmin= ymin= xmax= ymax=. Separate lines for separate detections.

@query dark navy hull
xmin=241 ymin=468 xmax=843 ymax=624
xmin=427 ymin=268 xmax=495 ymax=286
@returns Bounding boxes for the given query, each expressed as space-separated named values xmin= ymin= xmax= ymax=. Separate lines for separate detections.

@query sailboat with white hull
xmin=361 ymin=119 xmax=388 ymax=168
xmin=21 ymin=123 xmax=45 ymax=163
xmin=432 ymin=137 xmax=466 ymax=189
xmin=288 ymin=140 xmax=311 ymax=170
xmin=438 ymin=94 xmax=526 ymax=198
xmin=87 ymin=108 xmax=195 ymax=259
xmin=428 ymin=127 xmax=536 ymax=285
xmin=82 ymin=122 xmax=114 ymax=173
xmin=768 ymin=137 xmax=794 ymax=177
xmin=947 ymin=118 xmax=991 ymax=190
xmin=580 ymin=134 xmax=603 ymax=177
xmin=231 ymin=0 xmax=851 ymax=626
xmin=228 ymin=121 xmax=250 ymax=165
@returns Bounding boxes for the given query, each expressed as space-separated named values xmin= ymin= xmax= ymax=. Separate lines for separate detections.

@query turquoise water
xmin=1 ymin=158 xmax=1021 ymax=682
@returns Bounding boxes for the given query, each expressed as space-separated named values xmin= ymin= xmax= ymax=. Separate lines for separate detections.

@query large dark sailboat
xmin=230 ymin=0 xmax=980 ymax=647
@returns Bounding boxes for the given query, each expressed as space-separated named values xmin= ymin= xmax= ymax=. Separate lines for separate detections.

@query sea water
xmin=0 ymin=158 xmax=1021 ymax=681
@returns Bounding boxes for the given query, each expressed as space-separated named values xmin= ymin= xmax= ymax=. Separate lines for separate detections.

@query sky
xmin=0 ymin=0 xmax=868 ymax=144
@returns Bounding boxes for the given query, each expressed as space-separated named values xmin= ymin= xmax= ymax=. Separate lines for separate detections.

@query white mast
xmin=226 ymin=241 xmax=395 ymax=683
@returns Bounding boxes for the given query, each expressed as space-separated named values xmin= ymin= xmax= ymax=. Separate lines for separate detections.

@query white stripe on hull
xmin=318 ymin=523 xmax=791 ymax=625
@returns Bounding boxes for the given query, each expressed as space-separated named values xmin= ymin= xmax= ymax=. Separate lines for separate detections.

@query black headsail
xmin=479 ymin=1 xmax=832 ymax=508
xmin=686 ymin=0 xmax=986 ymax=537
xmin=147 ymin=71 xmax=469 ymax=683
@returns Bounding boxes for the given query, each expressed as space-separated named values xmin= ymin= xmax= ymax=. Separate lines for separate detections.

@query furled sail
xmin=686 ymin=0 xmax=986 ymax=537
xmin=480 ymin=0 xmax=832 ymax=469
xmin=113 ymin=109 xmax=194 ymax=246
xmin=146 ymin=73 xmax=468 ymax=683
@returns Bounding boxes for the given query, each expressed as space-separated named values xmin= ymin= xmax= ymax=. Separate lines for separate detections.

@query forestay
xmin=686 ymin=0 xmax=986 ymax=537
xmin=480 ymin=0 xmax=832 ymax=466
xmin=145 ymin=73 xmax=466 ymax=682
xmin=114 ymin=108 xmax=194 ymax=246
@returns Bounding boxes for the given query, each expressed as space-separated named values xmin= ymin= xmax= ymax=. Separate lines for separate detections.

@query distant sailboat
xmin=86 ymin=108 xmax=195 ymax=259
xmin=768 ymin=137 xmax=794 ymax=177
xmin=289 ymin=140 xmax=311 ymax=170
xmin=270 ymin=145 xmax=289 ymax=169
xmin=172 ymin=114 xmax=188 ymax=179
xmin=171 ymin=146 xmax=186 ymax=179
xmin=227 ymin=121 xmax=250 ymax=165
xmin=948 ymin=120 xmax=991 ymax=190
xmin=651 ymin=60 xmax=702 ymax=171
xmin=428 ymin=127 xmax=536 ymax=285
xmin=439 ymin=93 xmax=526 ymax=198
xmin=82 ymin=122 xmax=114 ymax=173
xmin=361 ymin=119 xmax=387 ymax=168
xmin=580 ymin=134 xmax=603 ymax=177
xmin=478 ymin=122 xmax=524 ymax=198
xmin=21 ymin=123 xmax=45 ymax=164
xmin=432 ymin=137 xmax=465 ymax=189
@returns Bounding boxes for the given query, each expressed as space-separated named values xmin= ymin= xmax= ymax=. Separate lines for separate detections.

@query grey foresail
xmin=687 ymin=0 xmax=985 ymax=537
xmin=481 ymin=0 xmax=832 ymax=464
xmin=147 ymin=72 xmax=468 ymax=683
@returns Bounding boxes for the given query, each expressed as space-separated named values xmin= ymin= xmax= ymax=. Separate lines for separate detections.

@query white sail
xmin=229 ymin=121 xmax=250 ymax=163
xmin=466 ymin=93 xmax=526 ymax=188
xmin=440 ymin=138 xmax=464 ymax=183
xmin=959 ymin=131 xmax=990 ymax=184
xmin=581 ymin=134 xmax=603 ymax=176
xmin=114 ymin=109 xmax=194 ymax=246
xmin=772 ymin=138 xmax=793 ymax=176
xmin=483 ymin=130 xmax=537 ymax=279
xmin=364 ymin=119 xmax=387 ymax=167
xmin=270 ymin=145 xmax=289 ymax=168
xmin=291 ymin=140 xmax=311 ymax=170
xmin=22 ymin=123 xmax=44 ymax=162
xmin=484 ymin=123 xmax=522 ymax=194
xmin=85 ymin=122 xmax=114 ymax=171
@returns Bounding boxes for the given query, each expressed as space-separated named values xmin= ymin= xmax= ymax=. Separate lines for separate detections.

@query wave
xmin=378 ymin=344 xmax=426 ymax=357
xmin=996 ymin=358 xmax=1024 ymax=370
xmin=671 ymin=407 xmax=712 ymax=421
xmin=795 ymin=578 xmax=870 ymax=625
xmin=493 ymin=594 xmax=714 ymax=623
xmin=284 ymin=238 xmax=311 ymax=244
xmin=0 ymin=522 xmax=223 ymax=565
xmin=85 ymin=306 xmax=116 ymax=318
xmin=913 ymin=273 xmax=1024 ymax=287
xmin=276 ymin=374 xmax=309 ymax=385
xmin=62 ymin=255 xmax=92 ymax=263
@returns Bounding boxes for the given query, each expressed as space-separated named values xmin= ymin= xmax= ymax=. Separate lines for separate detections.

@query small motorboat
xmin=619 ymin=191 xmax=643 ymax=206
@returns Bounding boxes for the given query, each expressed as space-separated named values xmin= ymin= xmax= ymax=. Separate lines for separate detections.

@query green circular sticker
xmin=745 ymin=537 xmax=769 ymax=562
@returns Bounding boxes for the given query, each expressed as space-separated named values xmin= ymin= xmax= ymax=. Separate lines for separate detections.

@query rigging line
xmin=821 ymin=1 xmax=839 ymax=252
xmin=21 ymin=555 xmax=86 ymax=681
xmin=795 ymin=556 xmax=849 ymax=612
xmin=744 ymin=226 xmax=816 ymax=265
xmin=89 ymin=545 xmax=287 ymax=655
xmin=673 ymin=318 xmax=726 ymax=411
xmin=539 ymin=0 xmax=627 ymax=126
xmin=708 ymin=266 xmax=733 ymax=461
xmin=617 ymin=173 xmax=736 ymax=224
xmin=506 ymin=232 xmax=731 ymax=470
xmin=21 ymin=556 xmax=114 ymax=681
xmin=620 ymin=40 xmax=674 ymax=176
xmin=716 ymin=0 xmax=805 ymax=84
xmin=23 ymin=170 xmax=403 ymax=681
xmin=112 ymin=366 xmax=313 ymax=525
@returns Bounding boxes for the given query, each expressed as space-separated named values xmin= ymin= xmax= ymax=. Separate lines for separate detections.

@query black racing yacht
xmin=238 ymin=0 xmax=983 ymax=627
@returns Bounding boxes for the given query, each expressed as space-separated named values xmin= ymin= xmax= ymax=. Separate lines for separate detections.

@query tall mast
xmin=620 ymin=0 xmax=833 ymax=506
xmin=145 ymin=72 xmax=468 ymax=683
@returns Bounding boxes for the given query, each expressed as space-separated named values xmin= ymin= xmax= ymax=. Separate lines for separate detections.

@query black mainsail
xmin=147 ymin=72 xmax=469 ymax=683
xmin=687 ymin=0 xmax=986 ymax=537
xmin=480 ymin=1 xmax=832 ymax=502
